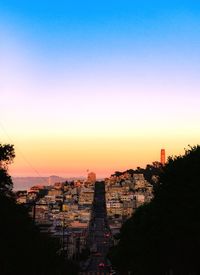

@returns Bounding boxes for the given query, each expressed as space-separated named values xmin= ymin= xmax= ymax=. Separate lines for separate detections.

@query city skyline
xmin=1 ymin=1 xmax=200 ymax=178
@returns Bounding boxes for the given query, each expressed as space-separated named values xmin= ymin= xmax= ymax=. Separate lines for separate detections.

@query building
xmin=87 ymin=172 xmax=96 ymax=184
xmin=78 ymin=188 xmax=94 ymax=205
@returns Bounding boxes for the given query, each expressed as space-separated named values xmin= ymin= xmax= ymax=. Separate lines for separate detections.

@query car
xmin=98 ymin=262 xmax=105 ymax=268
xmin=109 ymin=268 xmax=117 ymax=274
xmin=110 ymin=271 xmax=117 ymax=275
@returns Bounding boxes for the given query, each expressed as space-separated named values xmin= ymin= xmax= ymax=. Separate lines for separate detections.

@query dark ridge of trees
xmin=109 ymin=145 xmax=200 ymax=275
xmin=0 ymin=143 xmax=78 ymax=275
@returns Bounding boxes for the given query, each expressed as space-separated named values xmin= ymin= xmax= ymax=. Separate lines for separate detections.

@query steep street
xmin=80 ymin=182 xmax=114 ymax=275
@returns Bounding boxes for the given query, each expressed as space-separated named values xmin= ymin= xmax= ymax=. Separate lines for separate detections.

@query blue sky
xmin=1 ymin=1 xmax=200 ymax=56
xmin=1 ymin=1 xmax=200 ymax=177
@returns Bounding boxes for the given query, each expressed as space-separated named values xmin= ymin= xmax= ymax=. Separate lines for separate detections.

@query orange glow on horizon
xmin=2 ymin=125 xmax=198 ymax=179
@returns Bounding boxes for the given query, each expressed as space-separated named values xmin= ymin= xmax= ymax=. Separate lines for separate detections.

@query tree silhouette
xmin=0 ymin=143 xmax=15 ymax=196
xmin=0 ymin=143 xmax=15 ymax=168
xmin=0 ymin=143 xmax=78 ymax=275
xmin=109 ymin=145 xmax=200 ymax=275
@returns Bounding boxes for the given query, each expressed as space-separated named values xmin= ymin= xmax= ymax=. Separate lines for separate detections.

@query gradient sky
xmin=1 ymin=1 xmax=200 ymax=178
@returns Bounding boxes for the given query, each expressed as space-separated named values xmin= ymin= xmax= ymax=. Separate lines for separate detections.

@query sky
xmin=0 ymin=0 xmax=200 ymax=178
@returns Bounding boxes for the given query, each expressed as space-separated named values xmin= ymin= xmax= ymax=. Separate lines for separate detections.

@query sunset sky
xmin=1 ymin=1 xmax=200 ymax=178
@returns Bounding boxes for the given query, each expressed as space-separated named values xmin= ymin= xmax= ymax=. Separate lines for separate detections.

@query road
xmin=79 ymin=182 xmax=115 ymax=275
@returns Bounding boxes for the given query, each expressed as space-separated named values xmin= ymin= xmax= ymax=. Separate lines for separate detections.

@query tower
xmin=160 ymin=149 xmax=166 ymax=165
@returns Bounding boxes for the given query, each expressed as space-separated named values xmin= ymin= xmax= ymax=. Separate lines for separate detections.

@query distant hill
xmin=12 ymin=176 xmax=67 ymax=191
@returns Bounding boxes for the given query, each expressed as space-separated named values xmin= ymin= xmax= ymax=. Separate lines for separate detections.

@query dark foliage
xmin=0 ymin=195 xmax=79 ymax=275
xmin=0 ymin=168 xmax=13 ymax=195
xmin=0 ymin=143 xmax=78 ymax=275
xmin=0 ymin=143 xmax=15 ymax=168
xmin=109 ymin=145 xmax=200 ymax=275
xmin=0 ymin=143 xmax=15 ymax=196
